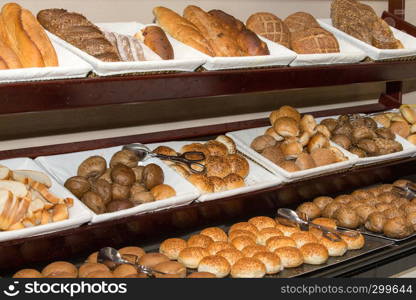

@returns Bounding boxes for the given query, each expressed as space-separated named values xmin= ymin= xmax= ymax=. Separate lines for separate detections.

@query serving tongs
xmin=98 ymin=247 xmax=166 ymax=278
xmin=123 ymin=143 xmax=206 ymax=174
xmin=276 ymin=208 xmax=359 ymax=242
xmin=392 ymin=183 xmax=416 ymax=200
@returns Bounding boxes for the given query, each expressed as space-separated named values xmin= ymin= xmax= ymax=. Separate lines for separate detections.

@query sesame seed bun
xmin=230 ymin=257 xmax=266 ymax=278
xmin=217 ymin=249 xmax=244 ymax=266
xmin=207 ymin=241 xmax=235 ymax=255
xmin=256 ymin=227 xmax=284 ymax=245
xmin=197 ymin=255 xmax=231 ymax=278
xmin=266 ymin=236 xmax=297 ymax=252
xmin=231 ymin=236 xmax=256 ymax=251
xmin=300 ymin=243 xmax=329 ymax=265
xmin=253 ymin=252 xmax=282 ymax=275
xmin=187 ymin=234 xmax=214 ymax=248
xmin=248 ymin=216 xmax=276 ymax=231
xmin=290 ymin=231 xmax=319 ymax=248
xmin=159 ymin=238 xmax=187 ymax=260
xmin=274 ymin=247 xmax=304 ymax=268
xmin=200 ymin=227 xmax=228 ymax=242
xmin=242 ymin=245 xmax=268 ymax=257
xmin=178 ymin=247 xmax=209 ymax=269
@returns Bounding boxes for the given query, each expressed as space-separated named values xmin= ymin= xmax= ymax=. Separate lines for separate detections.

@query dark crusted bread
xmin=37 ymin=9 xmax=120 ymax=61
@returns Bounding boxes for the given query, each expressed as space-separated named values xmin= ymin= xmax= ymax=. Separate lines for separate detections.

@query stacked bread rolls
xmin=153 ymin=135 xmax=249 ymax=194
xmin=372 ymin=105 xmax=416 ymax=145
xmin=0 ymin=3 xmax=58 ymax=69
xmin=251 ymin=106 xmax=348 ymax=172
xmin=296 ymin=179 xmax=416 ymax=239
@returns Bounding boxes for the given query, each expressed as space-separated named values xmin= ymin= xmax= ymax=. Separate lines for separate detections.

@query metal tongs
xmin=97 ymin=247 xmax=166 ymax=278
xmin=276 ymin=208 xmax=359 ymax=242
xmin=123 ymin=143 xmax=206 ymax=174
xmin=392 ymin=183 xmax=416 ymax=200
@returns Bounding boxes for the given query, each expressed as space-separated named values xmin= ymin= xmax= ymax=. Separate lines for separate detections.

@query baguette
xmin=183 ymin=5 xmax=244 ymax=57
xmin=237 ymin=29 xmax=270 ymax=56
xmin=1 ymin=3 xmax=45 ymax=67
xmin=153 ymin=6 xmax=214 ymax=56
xmin=136 ymin=26 xmax=174 ymax=60
xmin=0 ymin=36 xmax=22 ymax=69
xmin=208 ymin=9 xmax=245 ymax=38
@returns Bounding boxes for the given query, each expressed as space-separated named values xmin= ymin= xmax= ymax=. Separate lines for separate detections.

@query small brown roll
xmin=274 ymin=246 xmax=303 ymax=268
xmin=205 ymin=140 xmax=229 ymax=156
xmin=226 ymin=154 xmax=250 ymax=178
xmin=251 ymin=135 xmax=276 ymax=152
xmin=334 ymin=207 xmax=360 ymax=229
xmin=383 ymin=216 xmax=414 ymax=239
xmin=307 ymin=133 xmax=330 ymax=153
xmin=273 ymin=117 xmax=300 ymax=137
xmin=113 ymin=264 xmax=138 ymax=278
xmin=188 ymin=234 xmax=214 ymax=248
xmin=139 ymin=25 xmax=174 ymax=60
xmin=187 ymin=174 xmax=214 ymax=194
xmin=208 ymin=176 xmax=227 ymax=192
xmin=295 ymin=153 xmax=316 ymax=170
xmin=119 ymin=246 xmax=146 ymax=261
xmin=138 ymin=253 xmax=170 ymax=268
xmin=79 ymin=263 xmax=111 ymax=278
xmin=150 ymin=184 xmax=176 ymax=200
xmin=223 ymin=173 xmax=246 ymax=190
xmin=310 ymin=148 xmax=337 ymax=167
xmin=296 ymin=202 xmax=321 ymax=220
xmin=281 ymin=140 xmax=303 ymax=159
xmin=365 ymin=212 xmax=386 ymax=233
xmin=160 ymin=238 xmax=187 ymax=260
xmin=279 ymin=160 xmax=301 ymax=172
xmin=319 ymin=236 xmax=348 ymax=257
xmin=312 ymin=196 xmax=333 ymax=210
xmin=340 ymin=233 xmax=365 ymax=250
xmin=200 ymin=227 xmax=228 ymax=242
xmin=153 ymin=145 xmax=177 ymax=157
xmin=206 ymin=156 xmax=232 ymax=178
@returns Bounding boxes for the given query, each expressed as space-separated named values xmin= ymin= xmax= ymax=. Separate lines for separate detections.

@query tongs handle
xmin=309 ymin=223 xmax=343 ymax=242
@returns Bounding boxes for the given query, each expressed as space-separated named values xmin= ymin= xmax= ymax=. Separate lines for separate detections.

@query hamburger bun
xmin=178 ymin=247 xmax=209 ymax=269
xmin=290 ymin=231 xmax=319 ymax=248
xmin=200 ymin=227 xmax=228 ymax=242
xmin=228 ymin=229 xmax=257 ymax=242
xmin=300 ymin=243 xmax=329 ymax=265
xmin=197 ymin=255 xmax=231 ymax=278
xmin=274 ymin=246 xmax=303 ymax=268
xmin=79 ymin=263 xmax=111 ymax=278
xmin=241 ymin=245 xmax=268 ymax=257
xmin=187 ymin=234 xmax=214 ymax=248
xmin=138 ymin=253 xmax=170 ymax=268
xmin=153 ymin=261 xmax=187 ymax=278
xmin=275 ymin=224 xmax=300 ymax=237
xmin=159 ymin=238 xmax=187 ymax=260
xmin=41 ymin=261 xmax=77 ymax=278
xmin=113 ymin=264 xmax=138 ymax=278
xmin=207 ymin=241 xmax=235 ymax=255
xmin=256 ymin=227 xmax=284 ymax=245
xmin=229 ymin=222 xmax=259 ymax=235
xmin=248 ymin=216 xmax=276 ymax=231
xmin=230 ymin=257 xmax=266 ymax=278
xmin=231 ymin=236 xmax=256 ymax=251
xmin=266 ymin=236 xmax=297 ymax=252
xmin=340 ymin=233 xmax=365 ymax=250
xmin=253 ymin=252 xmax=282 ymax=275
xmin=217 ymin=248 xmax=244 ymax=266
xmin=319 ymin=236 xmax=348 ymax=256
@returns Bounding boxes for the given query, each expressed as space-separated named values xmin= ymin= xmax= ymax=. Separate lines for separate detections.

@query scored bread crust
xmin=153 ymin=6 xmax=214 ymax=56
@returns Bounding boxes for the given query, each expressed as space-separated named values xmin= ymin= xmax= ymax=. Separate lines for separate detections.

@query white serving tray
xmin=147 ymin=141 xmax=283 ymax=202
xmin=289 ymin=34 xmax=367 ymax=66
xmin=0 ymin=33 xmax=92 ymax=84
xmin=315 ymin=115 xmax=416 ymax=166
xmin=200 ymin=35 xmax=297 ymax=70
xmin=0 ymin=157 xmax=92 ymax=242
xmin=227 ymin=126 xmax=357 ymax=181
xmin=36 ymin=146 xmax=200 ymax=224
xmin=319 ymin=19 xmax=416 ymax=61
xmin=46 ymin=22 xmax=206 ymax=76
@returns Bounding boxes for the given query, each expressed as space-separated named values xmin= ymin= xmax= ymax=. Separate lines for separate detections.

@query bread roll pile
xmin=331 ymin=0 xmax=403 ymax=49
xmin=153 ymin=135 xmax=249 ymax=194
xmin=0 ymin=3 xmax=58 ymax=70
xmin=321 ymin=114 xmax=403 ymax=158
xmin=372 ymin=105 xmax=416 ymax=145
xmin=0 ymin=166 xmax=72 ymax=231
xmin=64 ymin=150 xmax=176 ymax=214
xmin=153 ymin=6 xmax=269 ymax=57
xmin=296 ymin=179 xmax=416 ymax=239
xmin=251 ymin=105 xmax=348 ymax=172
xmin=247 ymin=11 xmax=340 ymax=54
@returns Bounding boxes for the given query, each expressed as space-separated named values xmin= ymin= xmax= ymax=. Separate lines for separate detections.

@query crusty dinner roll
xmin=226 ymin=154 xmax=250 ymax=178
xmin=231 ymin=257 xmax=266 ymax=278
xmin=229 ymin=222 xmax=259 ymax=235
xmin=79 ymin=263 xmax=111 ymax=278
xmin=207 ymin=241 xmax=235 ymax=255
xmin=307 ymin=133 xmax=330 ymax=153
xmin=151 ymin=184 xmax=176 ymax=200
xmin=188 ymin=234 xmax=214 ymax=248
xmin=205 ymin=140 xmax=228 ymax=156
xmin=112 ymin=264 xmax=137 ymax=278
xmin=295 ymin=153 xmax=316 ymax=170
xmin=319 ymin=236 xmax=348 ymax=257
xmin=265 ymin=127 xmax=284 ymax=141
xmin=216 ymin=135 xmax=237 ymax=154
xmin=187 ymin=272 xmax=216 ymax=278
xmin=139 ymin=253 xmax=170 ymax=268
xmin=256 ymin=227 xmax=284 ymax=245
xmin=223 ymin=173 xmax=246 ymax=190
xmin=201 ymin=227 xmax=228 ymax=242
xmin=266 ymin=236 xmax=297 ymax=252
xmin=153 ymin=261 xmax=187 ymax=278
xmin=231 ymin=236 xmax=256 ymax=251
xmin=241 ymin=245 xmax=268 ymax=257
xmin=198 ymin=255 xmax=231 ymax=278
xmin=273 ymin=117 xmax=300 ymax=137
xmin=248 ymin=216 xmax=276 ymax=231
xmin=311 ymin=148 xmax=337 ymax=167
xmin=206 ymin=156 xmax=232 ymax=178
xmin=290 ymin=231 xmax=319 ymax=248
xmin=187 ymin=174 xmax=214 ymax=194
xmin=296 ymin=202 xmax=321 ymax=220
xmin=340 ymin=233 xmax=365 ymax=250
xmin=274 ymin=246 xmax=303 ymax=268
xmin=251 ymin=135 xmax=276 ymax=152
xmin=281 ymin=140 xmax=303 ymax=159
xmin=312 ymin=196 xmax=333 ymax=210
xmin=300 ymin=243 xmax=329 ymax=265
xmin=279 ymin=160 xmax=301 ymax=172
xmin=275 ymin=224 xmax=300 ymax=237
xmin=217 ymin=248 xmax=244 ymax=266
xmin=160 ymin=238 xmax=187 ymax=260
xmin=178 ymin=247 xmax=209 ymax=269
xmin=228 ymin=229 xmax=257 ymax=242
xmin=13 ymin=269 xmax=43 ymax=278
xmin=208 ymin=176 xmax=227 ymax=192
xmin=253 ymin=252 xmax=281 ymax=275
xmin=269 ymin=106 xmax=301 ymax=124
xmin=170 ymin=164 xmax=190 ymax=178
xmin=41 ymin=261 xmax=78 ymax=278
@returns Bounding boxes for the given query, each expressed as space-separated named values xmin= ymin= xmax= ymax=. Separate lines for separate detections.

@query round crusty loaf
xmin=284 ymin=12 xmax=320 ymax=33
xmin=246 ymin=12 xmax=290 ymax=48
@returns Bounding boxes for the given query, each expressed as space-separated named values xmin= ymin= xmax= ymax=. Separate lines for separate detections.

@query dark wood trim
xmin=388 ymin=0 xmax=405 ymax=20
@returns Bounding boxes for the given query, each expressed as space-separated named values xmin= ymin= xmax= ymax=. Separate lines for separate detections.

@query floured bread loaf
xmin=284 ymin=12 xmax=320 ymax=33
xmin=246 ymin=12 xmax=290 ymax=49
xmin=331 ymin=0 xmax=403 ymax=49
xmin=291 ymin=27 xmax=340 ymax=54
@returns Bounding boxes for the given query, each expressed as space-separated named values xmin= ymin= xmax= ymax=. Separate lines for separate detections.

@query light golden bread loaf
xmin=183 ymin=5 xmax=244 ymax=57
xmin=1 ymin=3 xmax=58 ymax=68
xmin=153 ymin=6 xmax=214 ymax=56
xmin=0 ymin=38 xmax=22 ymax=69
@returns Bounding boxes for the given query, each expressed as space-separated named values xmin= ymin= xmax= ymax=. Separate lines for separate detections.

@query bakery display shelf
xmin=0 ymin=134 xmax=416 ymax=273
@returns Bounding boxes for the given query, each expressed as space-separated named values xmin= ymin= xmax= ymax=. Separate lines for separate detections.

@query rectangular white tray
xmin=319 ymin=19 xmax=416 ymax=61
xmin=227 ymin=126 xmax=357 ymax=181
xmin=200 ymin=35 xmax=297 ymax=70
xmin=315 ymin=115 xmax=416 ymax=166
xmin=0 ymin=157 xmax=92 ymax=242
xmin=0 ymin=33 xmax=92 ymax=84
xmin=46 ymin=22 xmax=206 ymax=76
xmin=289 ymin=34 xmax=367 ymax=66
xmin=36 ymin=146 xmax=200 ymax=224
xmin=147 ymin=141 xmax=283 ymax=202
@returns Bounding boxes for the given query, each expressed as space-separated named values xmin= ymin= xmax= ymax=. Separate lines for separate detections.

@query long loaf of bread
xmin=1 ymin=3 xmax=58 ymax=68
xmin=37 ymin=8 xmax=121 ymax=62
xmin=183 ymin=5 xmax=244 ymax=57
xmin=153 ymin=6 xmax=214 ymax=56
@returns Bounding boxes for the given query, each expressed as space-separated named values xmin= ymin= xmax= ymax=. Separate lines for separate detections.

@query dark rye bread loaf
xmin=37 ymin=9 xmax=121 ymax=61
